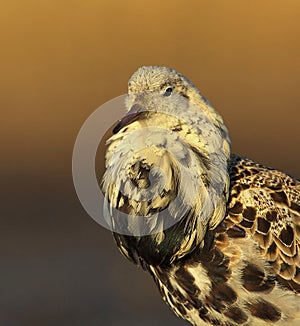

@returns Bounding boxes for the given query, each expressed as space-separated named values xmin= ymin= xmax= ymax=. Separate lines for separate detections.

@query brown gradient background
xmin=1 ymin=1 xmax=300 ymax=325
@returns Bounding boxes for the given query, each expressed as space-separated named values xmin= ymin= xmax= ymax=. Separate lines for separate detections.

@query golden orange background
xmin=1 ymin=1 xmax=299 ymax=325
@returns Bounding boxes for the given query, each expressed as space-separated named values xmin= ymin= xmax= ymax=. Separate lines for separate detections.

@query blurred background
xmin=1 ymin=0 xmax=300 ymax=325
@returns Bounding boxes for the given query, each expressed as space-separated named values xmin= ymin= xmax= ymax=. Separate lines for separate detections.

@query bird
xmin=101 ymin=66 xmax=300 ymax=325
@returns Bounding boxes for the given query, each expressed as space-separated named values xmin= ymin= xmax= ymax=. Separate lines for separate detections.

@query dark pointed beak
xmin=113 ymin=104 xmax=144 ymax=134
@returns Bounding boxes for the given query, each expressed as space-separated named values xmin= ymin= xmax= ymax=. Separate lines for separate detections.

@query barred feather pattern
xmin=101 ymin=66 xmax=300 ymax=325
xmin=148 ymin=155 xmax=300 ymax=325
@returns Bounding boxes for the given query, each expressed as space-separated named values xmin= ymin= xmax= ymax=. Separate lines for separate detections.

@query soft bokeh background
xmin=1 ymin=1 xmax=300 ymax=325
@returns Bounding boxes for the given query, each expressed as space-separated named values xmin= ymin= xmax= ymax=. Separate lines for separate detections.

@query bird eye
xmin=163 ymin=87 xmax=173 ymax=97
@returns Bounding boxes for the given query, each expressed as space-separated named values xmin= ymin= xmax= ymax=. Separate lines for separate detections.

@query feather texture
xmin=101 ymin=66 xmax=300 ymax=325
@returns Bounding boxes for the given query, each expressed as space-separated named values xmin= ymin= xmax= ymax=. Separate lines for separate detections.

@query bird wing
xmin=227 ymin=154 xmax=300 ymax=292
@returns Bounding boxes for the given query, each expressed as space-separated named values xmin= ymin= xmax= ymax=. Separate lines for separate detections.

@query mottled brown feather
xmin=228 ymin=154 xmax=300 ymax=289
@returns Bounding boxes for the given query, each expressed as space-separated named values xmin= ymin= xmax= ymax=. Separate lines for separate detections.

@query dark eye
xmin=164 ymin=87 xmax=173 ymax=97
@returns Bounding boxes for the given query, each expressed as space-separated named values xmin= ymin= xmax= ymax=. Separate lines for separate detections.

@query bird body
xmin=102 ymin=66 xmax=300 ymax=325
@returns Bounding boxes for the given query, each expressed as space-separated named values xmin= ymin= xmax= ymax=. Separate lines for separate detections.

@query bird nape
xmin=101 ymin=66 xmax=300 ymax=325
